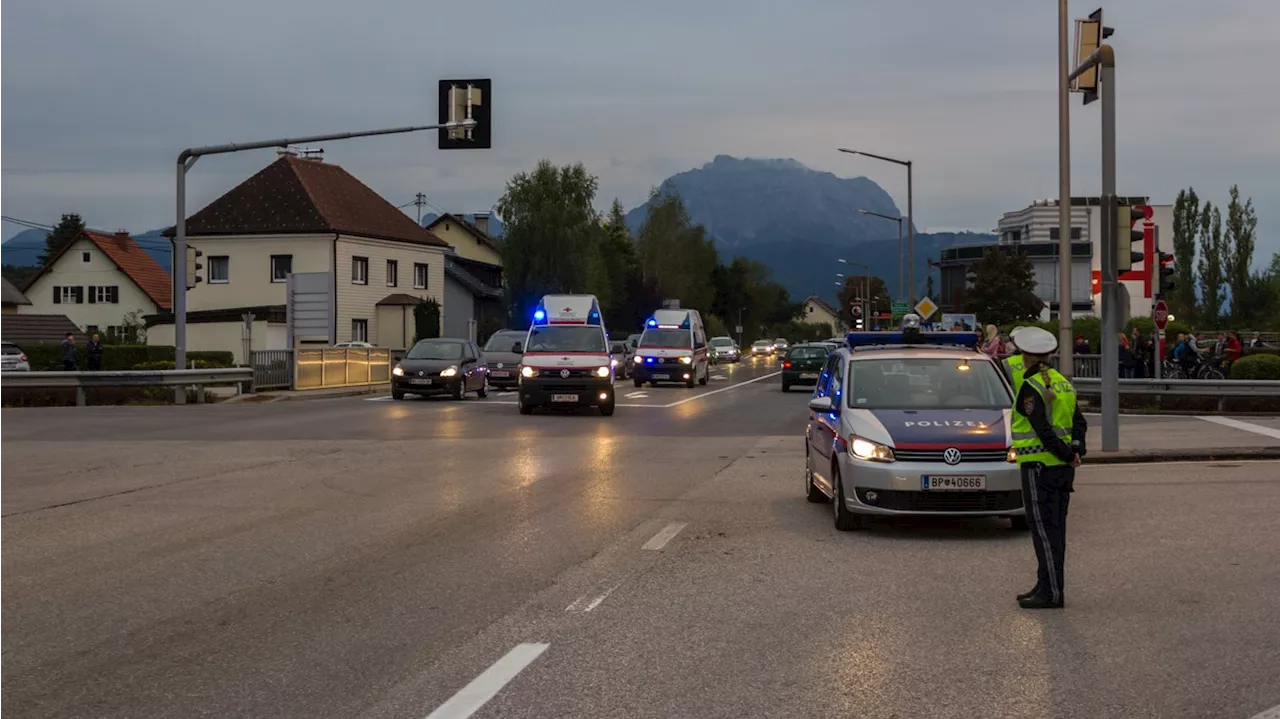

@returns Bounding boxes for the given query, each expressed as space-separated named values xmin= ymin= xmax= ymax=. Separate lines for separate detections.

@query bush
xmin=998 ymin=316 xmax=1192 ymax=353
xmin=15 ymin=343 xmax=234 ymax=371
xmin=130 ymin=359 xmax=230 ymax=371
xmin=0 ymin=386 xmax=203 ymax=407
xmin=1230 ymin=354 xmax=1280 ymax=380
xmin=705 ymin=314 xmax=729 ymax=339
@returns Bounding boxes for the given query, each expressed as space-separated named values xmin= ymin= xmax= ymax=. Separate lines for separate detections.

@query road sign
xmin=1153 ymin=299 xmax=1169 ymax=331
xmin=913 ymin=296 xmax=939 ymax=320
xmin=851 ymin=305 xmax=862 ymax=317
xmin=734 ymin=325 xmax=743 ymax=334
xmin=891 ymin=301 xmax=910 ymax=315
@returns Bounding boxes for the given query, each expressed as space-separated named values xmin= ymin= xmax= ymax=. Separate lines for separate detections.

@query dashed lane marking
xmin=661 ymin=371 xmax=781 ymax=408
xmin=423 ymin=643 xmax=549 ymax=719
xmin=625 ymin=391 xmax=649 ymax=398
xmin=565 ymin=583 xmax=622 ymax=613
xmin=642 ymin=521 xmax=688 ymax=550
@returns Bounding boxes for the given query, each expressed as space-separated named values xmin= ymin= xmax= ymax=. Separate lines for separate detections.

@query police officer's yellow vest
xmin=1011 ymin=366 xmax=1077 ymax=467
xmin=1002 ymin=354 xmax=1026 ymax=395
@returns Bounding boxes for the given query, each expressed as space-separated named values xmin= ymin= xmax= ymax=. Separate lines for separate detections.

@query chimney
xmin=473 ymin=212 xmax=489 ymax=235
xmin=114 ymin=230 xmax=131 ymax=249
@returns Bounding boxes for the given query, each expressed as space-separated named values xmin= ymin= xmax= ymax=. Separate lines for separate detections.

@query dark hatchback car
xmin=392 ymin=338 xmax=489 ymax=400
xmin=482 ymin=329 xmax=528 ymax=390
xmin=781 ymin=343 xmax=832 ymax=392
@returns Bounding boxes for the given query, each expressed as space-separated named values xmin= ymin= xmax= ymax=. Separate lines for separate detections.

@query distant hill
xmin=623 ymin=155 xmax=996 ymax=302
xmin=2 ymin=227 xmax=172 ymax=273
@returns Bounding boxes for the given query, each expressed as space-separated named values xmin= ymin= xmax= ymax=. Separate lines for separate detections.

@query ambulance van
xmin=631 ymin=308 xmax=710 ymax=388
xmin=517 ymin=294 xmax=616 ymax=416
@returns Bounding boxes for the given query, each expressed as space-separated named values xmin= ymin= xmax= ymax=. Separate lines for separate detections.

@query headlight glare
xmin=680 ymin=356 xmax=693 ymax=365
xmin=521 ymin=366 xmax=535 ymax=378
xmin=439 ymin=366 xmax=458 ymax=377
xmin=849 ymin=437 xmax=896 ymax=463
xmin=392 ymin=365 xmax=404 ymax=376
xmin=1006 ymin=447 xmax=1018 ymax=463
xmin=595 ymin=366 xmax=611 ymax=378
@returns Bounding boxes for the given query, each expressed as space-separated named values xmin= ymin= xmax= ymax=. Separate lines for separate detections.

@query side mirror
xmin=808 ymin=396 xmax=834 ymax=413
xmin=511 ymin=343 xmax=523 ymax=354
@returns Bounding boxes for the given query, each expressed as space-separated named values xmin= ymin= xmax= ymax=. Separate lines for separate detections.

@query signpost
xmin=1153 ymin=299 xmax=1169 ymax=331
xmin=891 ymin=301 xmax=910 ymax=317
xmin=1152 ymin=298 xmax=1168 ymax=381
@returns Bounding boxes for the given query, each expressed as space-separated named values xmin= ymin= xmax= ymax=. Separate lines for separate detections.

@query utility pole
xmin=412 ymin=192 xmax=429 ymax=225
xmin=1057 ymin=0 xmax=1074 ymax=378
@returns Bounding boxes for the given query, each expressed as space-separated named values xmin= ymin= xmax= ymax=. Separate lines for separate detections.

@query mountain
xmin=623 ymin=155 xmax=996 ymax=302
xmin=2 ymin=227 xmax=172 ymax=272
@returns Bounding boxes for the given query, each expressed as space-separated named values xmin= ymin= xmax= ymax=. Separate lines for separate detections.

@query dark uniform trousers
xmin=1020 ymin=462 xmax=1075 ymax=602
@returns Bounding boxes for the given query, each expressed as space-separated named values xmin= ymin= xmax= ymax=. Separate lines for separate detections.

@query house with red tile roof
xmin=146 ymin=154 xmax=468 ymax=359
xmin=19 ymin=229 xmax=171 ymax=341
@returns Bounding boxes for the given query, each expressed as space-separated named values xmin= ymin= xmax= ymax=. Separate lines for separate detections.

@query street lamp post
xmin=858 ymin=209 xmax=905 ymax=302
xmin=838 ymin=148 xmax=914 ymax=303
xmin=837 ymin=259 xmax=871 ymax=328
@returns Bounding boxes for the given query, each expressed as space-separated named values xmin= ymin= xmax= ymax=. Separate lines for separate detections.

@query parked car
xmin=482 ymin=329 xmax=528 ymax=390
xmin=334 ymin=341 xmax=374 ymax=349
xmin=1 ymin=341 xmax=31 ymax=372
xmin=610 ymin=340 xmax=634 ymax=378
xmin=391 ymin=338 xmax=488 ymax=400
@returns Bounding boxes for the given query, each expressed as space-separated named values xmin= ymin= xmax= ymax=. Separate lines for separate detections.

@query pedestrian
xmin=1129 ymin=327 xmax=1147 ymax=378
xmin=1011 ymin=326 xmax=1087 ymax=610
xmin=982 ymin=324 xmax=1002 ymax=357
xmin=1250 ymin=332 xmax=1265 ymax=348
xmin=60 ymin=332 xmax=78 ymax=371
xmin=1118 ymin=332 xmax=1134 ymax=378
xmin=1073 ymin=334 xmax=1091 ymax=356
xmin=87 ymin=333 xmax=104 ymax=371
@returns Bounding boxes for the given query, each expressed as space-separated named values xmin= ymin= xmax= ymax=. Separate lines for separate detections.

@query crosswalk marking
xmin=625 ymin=391 xmax=649 ymax=398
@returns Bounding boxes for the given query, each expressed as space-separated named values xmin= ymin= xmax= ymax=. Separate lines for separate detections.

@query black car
xmin=781 ymin=343 xmax=832 ymax=392
xmin=392 ymin=338 xmax=489 ymax=400
xmin=482 ymin=329 xmax=528 ymax=390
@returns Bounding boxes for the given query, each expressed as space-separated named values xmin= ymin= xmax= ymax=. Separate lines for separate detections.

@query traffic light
xmin=185 ymin=246 xmax=203 ymax=290
xmin=1158 ymin=252 xmax=1175 ymax=296
xmin=1117 ymin=200 xmax=1145 ymax=272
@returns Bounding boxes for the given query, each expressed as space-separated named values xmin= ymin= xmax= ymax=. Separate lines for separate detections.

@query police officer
xmin=1010 ymin=326 xmax=1087 ymax=609
xmin=1002 ymin=326 xmax=1027 ymax=389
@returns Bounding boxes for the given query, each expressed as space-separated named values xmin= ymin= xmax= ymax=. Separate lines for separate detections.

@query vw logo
xmin=496 ymin=362 xmax=504 ymax=368
xmin=560 ymin=369 xmax=570 ymax=378
xmin=942 ymin=448 xmax=962 ymax=465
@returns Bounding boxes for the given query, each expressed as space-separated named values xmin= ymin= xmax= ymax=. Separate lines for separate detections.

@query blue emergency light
xmin=533 ymin=309 xmax=546 ymax=322
xmin=845 ymin=330 xmax=980 ymax=349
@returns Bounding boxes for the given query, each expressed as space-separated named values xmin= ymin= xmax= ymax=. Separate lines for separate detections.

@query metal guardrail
xmin=249 ymin=349 xmax=294 ymax=391
xmin=1 ymin=368 xmax=253 ymax=406
xmin=1072 ymin=378 xmax=1280 ymax=396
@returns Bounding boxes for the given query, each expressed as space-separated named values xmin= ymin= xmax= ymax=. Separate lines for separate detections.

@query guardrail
xmin=1 ymin=368 xmax=253 ymax=406
xmin=1072 ymin=378 xmax=1280 ymax=396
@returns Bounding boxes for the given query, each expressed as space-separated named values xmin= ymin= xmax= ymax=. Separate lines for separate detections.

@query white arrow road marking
xmin=625 ymin=391 xmax=649 ymax=398
xmin=711 ymin=374 xmax=727 ymax=380
xmin=642 ymin=522 xmax=688 ymax=550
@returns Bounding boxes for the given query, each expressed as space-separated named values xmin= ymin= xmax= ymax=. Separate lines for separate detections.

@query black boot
xmin=1018 ymin=594 xmax=1064 ymax=609
xmin=1016 ymin=586 xmax=1041 ymax=601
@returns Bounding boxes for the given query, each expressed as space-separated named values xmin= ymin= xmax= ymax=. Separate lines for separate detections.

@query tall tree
xmin=960 ymin=246 xmax=1042 ymax=326
xmin=1170 ymin=188 xmax=1200 ymax=318
xmin=37 ymin=213 xmax=86 ymax=267
xmin=496 ymin=161 xmax=601 ymax=323
xmin=635 ymin=189 xmax=717 ymax=312
xmin=598 ymin=199 xmax=647 ymax=330
xmin=1196 ymin=203 xmax=1227 ymax=326
xmin=1223 ymin=184 xmax=1258 ymax=321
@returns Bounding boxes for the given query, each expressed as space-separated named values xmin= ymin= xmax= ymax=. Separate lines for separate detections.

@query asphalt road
xmin=4 ymin=355 xmax=1279 ymax=718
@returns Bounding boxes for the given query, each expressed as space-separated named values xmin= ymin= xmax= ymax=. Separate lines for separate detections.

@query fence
xmin=1 ymin=368 xmax=253 ymax=407
xmin=294 ymin=348 xmax=391 ymax=390
xmin=249 ymin=350 xmax=294 ymax=391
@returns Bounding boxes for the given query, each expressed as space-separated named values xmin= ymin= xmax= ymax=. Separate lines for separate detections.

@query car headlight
xmin=521 ymin=366 xmax=536 ymax=378
xmin=439 ymin=365 xmax=458 ymax=378
xmin=611 ymin=358 xmax=618 ymax=367
xmin=595 ymin=366 xmax=611 ymax=378
xmin=633 ymin=355 xmax=643 ymax=364
xmin=848 ymin=436 xmax=896 ymax=463
xmin=1006 ymin=447 xmax=1018 ymax=463
xmin=680 ymin=356 xmax=693 ymax=365
xmin=392 ymin=365 xmax=404 ymax=376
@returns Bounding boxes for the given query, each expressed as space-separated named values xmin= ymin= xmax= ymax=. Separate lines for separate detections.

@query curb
xmin=1085 ymin=446 xmax=1280 ymax=464
xmin=224 ymin=385 xmax=388 ymax=403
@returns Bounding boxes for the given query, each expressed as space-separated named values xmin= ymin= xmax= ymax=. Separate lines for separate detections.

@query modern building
xmin=19 ymin=229 xmax=171 ymax=340
xmin=936 ymin=196 xmax=1172 ymax=320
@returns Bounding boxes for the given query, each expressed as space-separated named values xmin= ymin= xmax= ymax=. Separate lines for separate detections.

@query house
xmin=3 ymin=277 xmax=32 ymax=314
xmin=145 ymin=154 xmax=451 ymax=360
xmin=425 ymin=213 xmax=502 ymax=266
xmin=1 ymin=314 xmax=87 ymax=346
xmin=804 ymin=295 xmax=845 ymax=334
xmin=443 ymin=254 xmax=504 ymax=341
xmin=19 ymin=229 xmax=171 ymax=341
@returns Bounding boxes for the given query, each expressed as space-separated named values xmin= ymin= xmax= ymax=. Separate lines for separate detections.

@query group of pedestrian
xmin=60 ymin=332 xmax=104 ymax=371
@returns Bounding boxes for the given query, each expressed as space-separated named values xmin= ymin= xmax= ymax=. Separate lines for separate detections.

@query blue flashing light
xmin=845 ymin=331 xmax=980 ymax=348
xmin=647 ymin=318 xmax=658 ymax=327
xmin=533 ymin=309 xmax=546 ymax=322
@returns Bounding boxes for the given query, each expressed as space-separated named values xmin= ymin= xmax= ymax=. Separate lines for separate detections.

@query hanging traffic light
xmin=1158 ymin=252 xmax=1175 ymax=297
xmin=1116 ymin=200 xmax=1146 ymax=272
xmin=185 ymin=246 xmax=203 ymax=291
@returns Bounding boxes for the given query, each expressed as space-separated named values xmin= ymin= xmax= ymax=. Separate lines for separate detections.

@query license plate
xmin=410 ymin=378 xmax=433 ymax=385
xmin=490 ymin=371 xmax=510 ymax=378
xmin=652 ymin=373 xmax=670 ymax=380
xmin=799 ymin=372 xmax=818 ymax=379
xmin=921 ymin=475 xmax=986 ymax=491
xmin=552 ymin=393 xmax=578 ymax=402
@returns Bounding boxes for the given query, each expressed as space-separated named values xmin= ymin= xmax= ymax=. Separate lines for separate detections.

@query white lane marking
xmin=642 ymin=521 xmax=688 ymax=550
xmin=1196 ymin=415 xmax=1280 ymax=440
xmin=1246 ymin=703 xmax=1280 ymax=719
xmin=711 ymin=374 xmax=727 ymax=380
xmin=424 ymin=643 xmax=549 ymax=719
xmin=625 ymin=391 xmax=649 ymax=398
xmin=565 ymin=583 xmax=621 ymax=612
xmin=661 ymin=371 xmax=780 ymax=408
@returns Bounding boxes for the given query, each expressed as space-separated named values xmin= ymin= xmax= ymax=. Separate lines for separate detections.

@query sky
xmin=3 ymin=0 xmax=1278 ymax=263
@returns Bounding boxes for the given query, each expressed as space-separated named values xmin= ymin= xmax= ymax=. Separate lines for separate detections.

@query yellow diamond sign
xmin=913 ymin=297 xmax=939 ymax=320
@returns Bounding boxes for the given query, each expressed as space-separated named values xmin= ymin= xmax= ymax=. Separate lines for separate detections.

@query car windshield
xmin=753 ymin=341 xmax=770 ymax=347
xmin=526 ymin=326 xmax=607 ymax=353
xmin=610 ymin=342 xmax=628 ymax=353
xmin=775 ymin=339 xmax=788 ymax=344
xmin=846 ymin=357 xmax=1011 ymax=410
xmin=406 ymin=340 xmax=464 ymax=360
xmin=788 ymin=347 xmax=829 ymax=360
xmin=710 ymin=337 xmax=734 ymax=347
xmin=483 ymin=331 xmax=525 ymax=352
xmin=639 ymin=328 xmax=690 ymax=349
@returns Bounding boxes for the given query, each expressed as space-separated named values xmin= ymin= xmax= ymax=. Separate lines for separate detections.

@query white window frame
xmin=414 ymin=263 xmax=429 ymax=289
xmin=89 ymin=286 xmax=119 ymax=304
xmin=352 ymin=257 xmax=369 ymax=285
xmin=270 ymin=254 xmax=292 ymax=283
xmin=351 ymin=319 xmax=369 ymax=343
xmin=386 ymin=259 xmax=398 ymax=287
xmin=208 ymin=256 xmax=230 ymax=283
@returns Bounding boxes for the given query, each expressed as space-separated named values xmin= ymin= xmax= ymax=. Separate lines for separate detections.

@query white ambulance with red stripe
xmin=517 ymin=294 xmax=616 ymax=416
xmin=631 ymin=308 xmax=710 ymax=388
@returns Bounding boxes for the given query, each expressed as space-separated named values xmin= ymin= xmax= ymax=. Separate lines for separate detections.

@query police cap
xmin=1016 ymin=326 xmax=1058 ymax=354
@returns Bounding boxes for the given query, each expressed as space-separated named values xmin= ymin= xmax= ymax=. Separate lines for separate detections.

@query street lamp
xmin=838 ymin=148 xmax=914 ymax=303
xmin=837 ymin=259 xmax=871 ymax=329
xmin=858 ymin=209 xmax=905 ymax=302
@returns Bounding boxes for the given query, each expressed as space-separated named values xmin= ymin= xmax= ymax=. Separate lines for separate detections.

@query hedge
xmin=130 ymin=360 xmax=230 ymax=371
xmin=13 ymin=343 xmax=234 ymax=371
xmin=1230 ymin=354 xmax=1280 ymax=380
xmin=2 ymin=386 xmax=209 ymax=407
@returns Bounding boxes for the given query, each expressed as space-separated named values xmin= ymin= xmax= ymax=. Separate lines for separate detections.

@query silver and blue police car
xmin=803 ymin=325 xmax=1027 ymax=531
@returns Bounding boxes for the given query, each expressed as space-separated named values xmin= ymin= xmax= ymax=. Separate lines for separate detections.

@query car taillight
xmin=783 ymin=361 xmax=792 ymax=368
xmin=20 ymin=355 xmax=27 ymax=362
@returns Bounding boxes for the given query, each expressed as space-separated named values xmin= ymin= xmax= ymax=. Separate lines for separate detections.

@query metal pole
xmin=897 ymin=218 xmax=904 ymax=302
xmin=174 ymin=159 xmax=189 ymax=404
xmin=1100 ymin=60 xmax=1119 ymax=452
xmin=906 ymin=162 xmax=915 ymax=303
xmin=1057 ymin=0 xmax=1074 ymax=378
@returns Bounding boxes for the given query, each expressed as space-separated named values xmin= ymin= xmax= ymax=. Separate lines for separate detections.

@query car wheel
xmin=781 ymin=383 xmax=790 ymax=392
xmin=832 ymin=466 xmax=862 ymax=532
xmin=805 ymin=453 xmax=828 ymax=503
xmin=392 ymin=389 xmax=405 ymax=400
xmin=698 ymin=367 xmax=708 ymax=385
xmin=477 ymin=380 xmax=488 ymax=398
xmin=599 ymin=397 xmax=616 ymax=416
xmin=1010 ymin=515 xmax=1030 ymax=531
xmin=633 ymin=377 xmax=643 ymax=388
xmin=453 ymin=381 xmax=465 ymax=401
xmin=518 ymin=398 xmax=534 ymax=415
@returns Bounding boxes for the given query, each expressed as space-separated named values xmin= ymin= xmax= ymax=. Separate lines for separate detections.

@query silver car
xmin=804 ymin=342 xmax=1025 ymax=531
xmin=2 ymin=341 xmax=31 ymax=372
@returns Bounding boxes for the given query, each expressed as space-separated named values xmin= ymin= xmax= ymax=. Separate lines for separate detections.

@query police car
xmin=803 ymin=322 xmax=1026 ymax=531
xmin=517 ymin=294 xmax=616 ymax=416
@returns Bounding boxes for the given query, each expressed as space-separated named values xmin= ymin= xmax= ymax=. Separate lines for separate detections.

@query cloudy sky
xmin=3 ymin=0 xmax=1277 ymax=260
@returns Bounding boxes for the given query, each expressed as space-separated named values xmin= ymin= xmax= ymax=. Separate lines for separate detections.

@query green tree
xmin=37 ymin=213 xmax=86 ymax=267
xmin=836 ymin=275 xmax=891 ymax=328
xmin=960 ymin=246 xmax=1043 ymax=326
xmin=1170 ymin=188 xmax=1200 ymax=318
xmin=413 ymin=298 xmax=441 ymax=341
xmin=1223 ymin=184 xmax=1258 ymax=321
xmin=2 ymin=265 xmax=39 ymax=288
xmin=635 ymin=190 xmax=718 ymax=313
xmin=496 ymin=161 xmax=602 ymax=322
xmin=1196 ymin=203 xmax=1227 ymax=326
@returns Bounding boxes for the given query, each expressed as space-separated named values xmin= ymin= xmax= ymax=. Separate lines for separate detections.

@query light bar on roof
xmin=845 ymin=331 xmax=981 ymax=348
